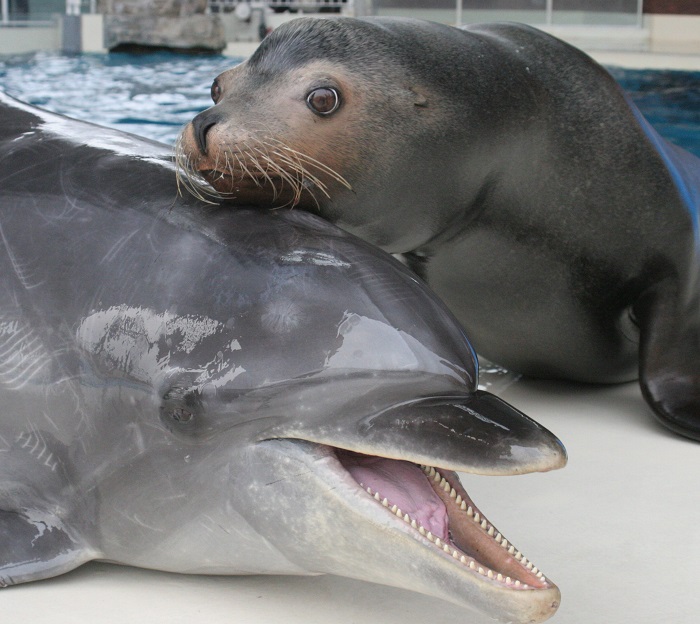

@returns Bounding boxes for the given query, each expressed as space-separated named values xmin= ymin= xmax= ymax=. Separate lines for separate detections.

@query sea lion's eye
xmin=211 ymin=79 xmax=222 ymax=104
xmin=306 ymin=87 xmax=340 ymax=116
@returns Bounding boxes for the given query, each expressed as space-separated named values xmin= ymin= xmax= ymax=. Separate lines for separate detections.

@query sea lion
xmin=0 ymin=92 xmax=566 ymax=624
xmin=177 ymin=16 xmax=700 ymax=441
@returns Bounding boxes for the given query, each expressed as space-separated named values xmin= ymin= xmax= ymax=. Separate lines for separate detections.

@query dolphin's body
xmin=0 ymin=93 xmax=565 ymax=623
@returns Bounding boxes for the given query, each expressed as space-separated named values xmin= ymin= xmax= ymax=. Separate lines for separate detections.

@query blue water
xmin=0 ymin=51 xmax=699 ymax=157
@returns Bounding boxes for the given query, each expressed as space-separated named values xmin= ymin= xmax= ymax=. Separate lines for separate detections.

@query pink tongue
xmin=340 ymin=453 xmax=449 ymax=541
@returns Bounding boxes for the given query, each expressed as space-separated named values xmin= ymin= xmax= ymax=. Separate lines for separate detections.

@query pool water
xmin=0 ymin=51 xmax=699 ymax=157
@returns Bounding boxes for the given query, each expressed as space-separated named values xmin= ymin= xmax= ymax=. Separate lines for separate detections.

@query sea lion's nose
xmin=191 ymin=109 xmax=223 ymax=155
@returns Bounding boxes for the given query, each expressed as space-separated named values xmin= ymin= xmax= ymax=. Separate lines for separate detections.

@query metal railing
xmin=208 ymin=0 xmax=349 ymax=13
xmin=454 ymin=0 xmax=644 ymax=29
xmin=1 ymin=0 xmax=95 ymax=24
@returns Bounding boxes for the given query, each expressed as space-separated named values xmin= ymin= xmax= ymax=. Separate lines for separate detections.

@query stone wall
xmin=100 ymin=0 xmax=226 ymax=52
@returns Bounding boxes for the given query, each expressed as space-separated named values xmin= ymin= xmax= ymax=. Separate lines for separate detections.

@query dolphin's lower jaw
xmin=251 ymin=439 xmax=561 ymax=624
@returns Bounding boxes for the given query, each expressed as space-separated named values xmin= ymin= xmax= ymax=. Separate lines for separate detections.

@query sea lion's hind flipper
xmin=637 ymin=279 xmax=700 ymax=441
xmin=0 ymin=502 xmax=93 ymax=586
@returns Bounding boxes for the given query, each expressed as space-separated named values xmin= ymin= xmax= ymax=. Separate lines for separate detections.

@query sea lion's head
xmin=177 ymin=17 xmax=466 ymax=252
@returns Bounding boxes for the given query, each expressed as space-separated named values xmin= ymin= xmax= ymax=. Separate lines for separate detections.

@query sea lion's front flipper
xmin=637 ymin=277 xmax=700 ymax=441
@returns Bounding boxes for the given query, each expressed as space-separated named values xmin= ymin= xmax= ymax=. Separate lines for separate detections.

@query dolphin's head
xmin=72 ymin=209 xmax=564 ymax=624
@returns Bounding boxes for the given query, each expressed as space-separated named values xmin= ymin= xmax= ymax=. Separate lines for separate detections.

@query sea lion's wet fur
xmin=179 ymin=17 xmax=700 ymax=440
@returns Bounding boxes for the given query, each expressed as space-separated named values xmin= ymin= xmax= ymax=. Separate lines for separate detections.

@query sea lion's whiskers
xmin=233 ymin=150 xmax=261 ymax=189
xmin=272 ymin=150 xmax=308 ymax=204
xmin=268 ymin=147 xmax=329 ymax=203
xmin=264 ymin=139 xmax=353 ymax=191
xmin=251 ymin=145 xmax=303 ymax=207
xmin=274 ymin=151 xmax=331 ymax=201
xmin=174 ymin=133 xmax=221 ymax=204
xmin=243 ymin=142 xmax=280 ymax=201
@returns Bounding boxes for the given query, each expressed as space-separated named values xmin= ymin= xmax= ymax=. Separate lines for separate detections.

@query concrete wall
xmin=646 ymin=14 xmax=700 ymax=52
xmin=0 ymin=24 xmax=61 ymax=54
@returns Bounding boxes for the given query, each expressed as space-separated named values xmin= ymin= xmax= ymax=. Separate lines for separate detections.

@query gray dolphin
xmin=0 ymin=93 xmax=566 ymax=624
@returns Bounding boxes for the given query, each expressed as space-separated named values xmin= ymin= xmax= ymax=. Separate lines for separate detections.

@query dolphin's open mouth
xmin=337 ymin=449 xmax=549 ymax=590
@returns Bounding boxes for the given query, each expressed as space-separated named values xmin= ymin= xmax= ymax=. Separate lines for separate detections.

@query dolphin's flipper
xmin=0 ymin=502 xmax=92 ymax=586
xmin=0 ymin=434 xmax=95 ymax=586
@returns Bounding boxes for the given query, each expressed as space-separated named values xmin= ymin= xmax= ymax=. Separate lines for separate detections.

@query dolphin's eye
xmin=161 ymin=384 xmax=202 ymax=433
xmin=211 ymin=79 xmax=222 ymax=104
xmin=171 ymin=407 xmax=194 ymax=423
xmin=306 ymin=87 xmax=340 ymax=116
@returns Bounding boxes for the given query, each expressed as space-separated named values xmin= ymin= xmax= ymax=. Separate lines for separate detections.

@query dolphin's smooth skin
xmin=0 ymin=93 xmax=566 ymax=624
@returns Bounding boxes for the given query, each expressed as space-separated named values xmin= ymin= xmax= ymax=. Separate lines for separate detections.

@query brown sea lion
xmin=177 ymin=17 xmax=700 ymax=441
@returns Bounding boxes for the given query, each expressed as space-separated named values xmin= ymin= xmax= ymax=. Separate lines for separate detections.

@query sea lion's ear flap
xmin=408 ymin=86 xmax=429 ymax=108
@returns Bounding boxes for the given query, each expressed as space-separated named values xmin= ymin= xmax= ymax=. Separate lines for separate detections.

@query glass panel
xmin=0 ymin=0 xmax=64 ymax=21
xmin=374 ymin=1 xmax=548 ymax=27
xmin=551 ymin=0 xmax=641 ymax=27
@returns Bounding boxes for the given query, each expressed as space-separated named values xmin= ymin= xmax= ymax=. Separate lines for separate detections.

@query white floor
xmin=3 ymin=378 xmax=699 ymax=623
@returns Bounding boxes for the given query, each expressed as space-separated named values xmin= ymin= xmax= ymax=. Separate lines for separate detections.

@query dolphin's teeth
xmin=373 ymin=460 xmax=549 ymax=590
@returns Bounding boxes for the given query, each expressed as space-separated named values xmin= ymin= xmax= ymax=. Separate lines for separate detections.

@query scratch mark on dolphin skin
xmin=0 ymin=220 xmax=44 ymax=290
xmin=100 ymin=230 xmax=141 ymax=264
xmin=125 ymin=513 xmax=164 ymax=533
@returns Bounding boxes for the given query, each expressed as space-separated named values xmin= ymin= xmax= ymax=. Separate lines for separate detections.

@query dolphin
xmin=0 ymin=93 xmax=566 ymax=624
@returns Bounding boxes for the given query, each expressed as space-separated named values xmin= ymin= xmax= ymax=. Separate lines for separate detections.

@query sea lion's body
xmin=178 ymin=17 xmax=700 ymax=440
